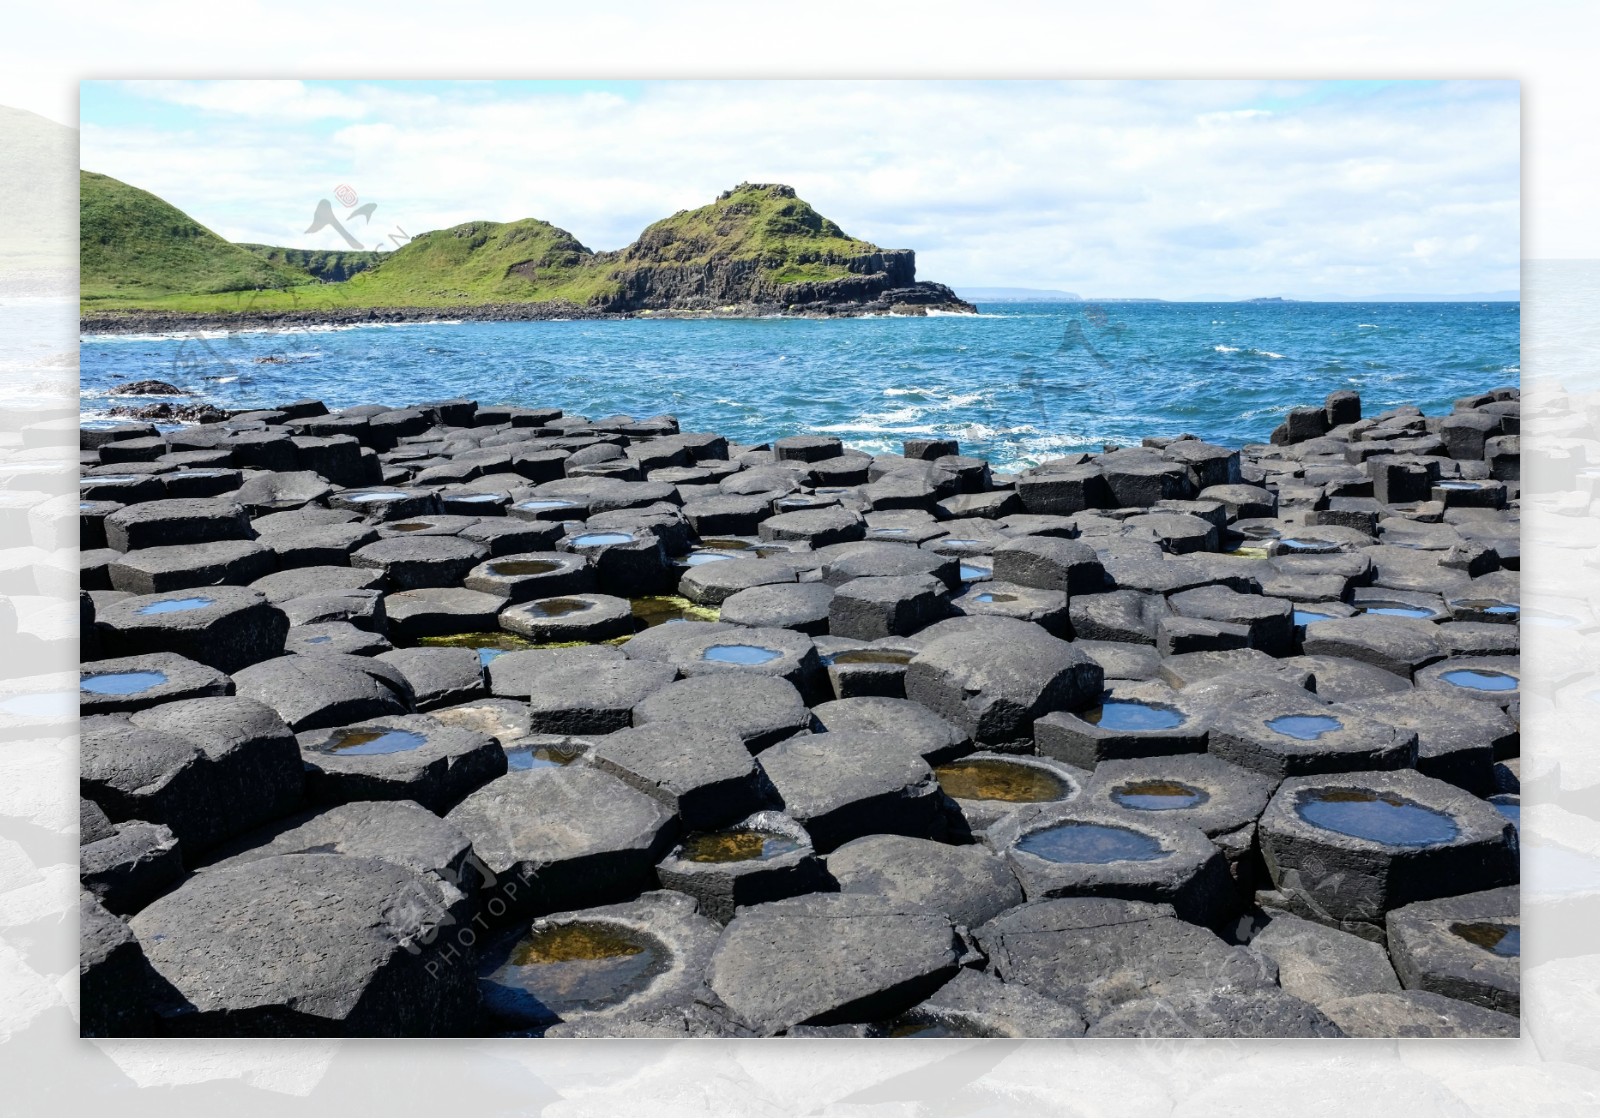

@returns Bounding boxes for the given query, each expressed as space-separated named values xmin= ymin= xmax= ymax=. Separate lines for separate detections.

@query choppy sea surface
xmin=80 ymin=301 xmax=1520 ymax=471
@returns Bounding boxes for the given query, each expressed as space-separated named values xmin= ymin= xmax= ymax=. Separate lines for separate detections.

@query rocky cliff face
xmin=589 ymin=247 xmax=970 ymax=315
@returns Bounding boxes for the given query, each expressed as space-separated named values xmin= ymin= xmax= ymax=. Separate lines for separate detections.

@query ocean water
xmin=80 ymin=301 xmax=1519 ymax=471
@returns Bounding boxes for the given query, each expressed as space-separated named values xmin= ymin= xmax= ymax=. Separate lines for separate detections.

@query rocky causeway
xmin=78 ymin=384 xmax=1522 ymax=1038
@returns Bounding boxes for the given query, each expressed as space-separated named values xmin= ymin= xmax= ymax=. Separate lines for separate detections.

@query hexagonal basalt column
xmin=758 ymin=730 xmax=942 ymax=852
xmin=1414 ymin=656 xmax=1519 ymax=709
xmin=630 ymin=673 xmax=811 ymax=754
xmin=498 ymin=592 xmax=636 ymax=644
xmin=655 ymin=812 xmax=825 ymax=924
xmin=1082 ymin=753 xmax=1279 ymax=872
xmin=128 ymin=853 xmax=477 ymax=1036
xmin=994 ymin=805 xmax=1234 ymax=926
xmin=464 ymin=551 xmax=594 ymax=601
xmin=1207 ymin=695 xmax=1416 ymax=778
xmin=1384 ymin=887 xmax=1519 ymax=1015
xmin=79 ymin=652 xmax=232 ymax=716
xmin=905 ymin=617 xmax=1103 ymax=753
xmin=1034 ymin=679 xmax=1209 ymax=770
xmin=298 ymin=713 xmax=507 ymax=813
xmin=934 ymin=751 xmax=1086 ymax=837
xmin=445 ymin=765 xmax=678 ymax=918
xmin=477 ymin=890 xmax=721 ymax=1033
xmin=1258 ymin=770 xmax=1518 ymax=924
xmin=705 ymin=893 xmax=964 ymax=1035
xmin=95 ymin=587 xmax=288 ymax=674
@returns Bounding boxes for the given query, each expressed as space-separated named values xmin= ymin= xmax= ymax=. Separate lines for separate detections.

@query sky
xmin=78 ymin=78 xmax=1520 ymax=300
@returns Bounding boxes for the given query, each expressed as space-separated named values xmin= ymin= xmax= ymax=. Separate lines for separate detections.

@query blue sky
xmin=78 ymin=79 xmax=1519 ymax=299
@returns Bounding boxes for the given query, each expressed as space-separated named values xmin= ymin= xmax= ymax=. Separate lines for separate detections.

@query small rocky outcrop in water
xmin=112 ymin=380 xmax=186 ymax=396
xmin=77 ymin=384 xmax=1522 ymax=1038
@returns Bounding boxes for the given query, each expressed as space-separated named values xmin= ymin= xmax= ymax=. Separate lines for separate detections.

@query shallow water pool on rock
xmin=81 ymin=670 xmax=169 ymax=695
xmin=935 ymin=758 xmax=1070 ymax=803
xmin=505 ymin=743 xmax=585 ymax=769
xmin=703 ymin=644 xmax=782 ymax=665
xmin=482 ymin=921 xmax=668 ymax=1024
xmin=680 ymin=828 xmax=802 ymax=863
xmin=1266 ymin=714 xmax=1343 ymax=740
xmin=524 ymin=598 xmax=594 ymax=618
xmin=823 ymin=648 xmax=915 ymax=666
xmin=1015 ymin=821 xmax=1167 ymax=863
xmin=489 ymin=559 xmax=564 ymax=576
xmin=419 ymin=631 xmax=536 ymax=665
xmin=1294 ymin=787 xmax=1460 ymax=846
xmin=1440 ymin=669 xmax=1517 ymax=692
xmin=1111 ymin=780 xmax=1210 ymax=811
xmin=1082 ymin=699 xmax=1185 ymax=732
xmin=1293 ymin=609 xmax=1335 ymax=626
xmin=319 ymin=727 xmax=430 ymax=755
xmin=632 ymin=595 xmax=720 ymax=628
xmin=571 ymin=532 xmax=634 ymax=547
xmin=134 ymin=596 xmax=216 ymax=615
xmin=1360 ymin=602 xmax=1435 ymax=619
xmin=958 ymin=562 xmax=992 ymax=582
xmin=1451 ymin=921 xmax=1520 ymax=957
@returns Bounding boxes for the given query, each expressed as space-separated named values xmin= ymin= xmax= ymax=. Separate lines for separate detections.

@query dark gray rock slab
xmin=129 ymin=853 xmax=479 ymax=1036
xmin=705 ymin=893 xmax=964 ymax=1034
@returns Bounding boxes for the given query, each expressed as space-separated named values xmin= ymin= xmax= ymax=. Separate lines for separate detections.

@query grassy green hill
xmin=81 ymin=171 xmax=312 ymax=300
xmin=80 ymin=176 xmax=931 ymax=317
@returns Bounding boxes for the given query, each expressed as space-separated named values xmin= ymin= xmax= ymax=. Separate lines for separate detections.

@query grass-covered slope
xmin=239 ymin=244 xmax=383 ymax=283
xmin=81 ymin=176 xmax=951 ymax=320
xmin=617 ymin=182 xmax=883 ymax=284
xmin=81 ymin=171 xmax=310 ymax=301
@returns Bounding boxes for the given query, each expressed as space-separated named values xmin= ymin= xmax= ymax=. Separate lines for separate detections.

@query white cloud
xmin=79 ymin=79 xmax=1519 ymax=299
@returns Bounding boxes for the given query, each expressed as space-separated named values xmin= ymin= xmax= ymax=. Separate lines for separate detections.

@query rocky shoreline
xmin=79 ymin=384 xmax=1521 ymax=1038
xmin=79 ymin=281 xmax=976 ymax=335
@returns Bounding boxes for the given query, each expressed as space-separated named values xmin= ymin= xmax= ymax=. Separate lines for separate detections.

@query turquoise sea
xmin=80 ymin=301 xmax=1520 ymax=471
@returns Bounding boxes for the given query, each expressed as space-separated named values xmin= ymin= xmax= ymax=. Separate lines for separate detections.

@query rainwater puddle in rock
xmin=972 ymin=592 xmax=1016 ymax=604
xmin=81 ymin=670 xmax=169 ymax=695
xmin=681 ymin=828 xmax=802 ymax=863
xmin=1082 ymin=699 xmax=1185 ymax=732
xmin=526 ymin=598 xmax=594 ymax=618
xmin=703 ymin=644 xmax=782 ymax=665
xmin=1440 ymin=669 xmax=1517 ymax=692
xmin=506 ymin=743 xmax=585 ymax=769
xmin=321 ymin=727 xmax=429 ymax=755
xmin=571 ymin=532 xmax=634 ymax=547
xmin=135 ymin=596 xmax=216 ymax=615
xmin=1016 ymin=821 xmax=1166 ymax=863
xmin=1266 ymin=714 xmax=1342 ymax=740
xmin=632 ymin=596 xmax=718 ymax=627
xmin=1452 ymin=598 xmax=1520 ymax=618
xmin=1361 ymin=602 xmax=1435 ymax=619
xmin=935 ymin=758 xmax=1069 ymax=803
xmin=419 ymin=631 xmax=534 ymax=666
xmin=482 ymin=922 xmax=668 ymax=1023
xmin=515 ymin=499 xmax=580 ymax=513
xmin=1295 ymin=787 xmax=1459 ymax=845
xmin=678 ymin=550 xmax=736 ymax=566
xmin=1293 ymin=609 xmax=1335 ymax=626
xmin=825 ymin=649 xmax=915 ymax=666
xmin=490 ymin=559 xmax=563 ymax=576
xmin=1112 ymin=780 xmax=1210 ymax=811
xmin=1451 ymin=921 xmax=1520 ymax=957
xmin=958 ymin=562 xmax=992 ymax=582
